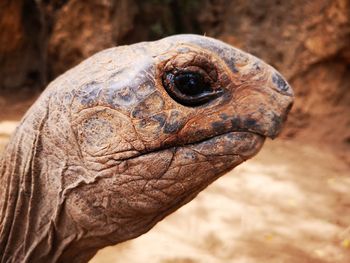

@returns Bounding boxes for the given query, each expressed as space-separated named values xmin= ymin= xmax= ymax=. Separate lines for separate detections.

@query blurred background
xmin=0 ymin=0 xmax=349 ymax=262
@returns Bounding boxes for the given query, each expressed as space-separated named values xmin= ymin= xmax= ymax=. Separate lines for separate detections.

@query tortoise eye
xmin=163 ymin=71 xmax=223 ymax=107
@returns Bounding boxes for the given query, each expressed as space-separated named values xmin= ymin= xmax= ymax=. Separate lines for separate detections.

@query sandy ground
xmin=0 ymin=98 xmax=349 ymax=263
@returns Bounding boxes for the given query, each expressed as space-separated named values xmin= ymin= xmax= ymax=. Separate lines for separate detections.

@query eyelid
xmin=159 ymin=49 xmax=228 ymax=107
xmin=163 ymin=52 xmax=218 ymax=80
xmin=173 ymin=66 xmax=213 ymax=85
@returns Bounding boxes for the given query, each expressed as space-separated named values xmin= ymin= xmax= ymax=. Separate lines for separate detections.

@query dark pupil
xmin=174 ymin=72 xmax=211 ymax=96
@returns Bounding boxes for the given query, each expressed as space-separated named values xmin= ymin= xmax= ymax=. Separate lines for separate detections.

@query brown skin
xmin=0 ymin=35 xmax=293 ymax=263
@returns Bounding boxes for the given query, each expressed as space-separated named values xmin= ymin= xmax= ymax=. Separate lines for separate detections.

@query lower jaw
xmin=136 ymin=132 xmax=266 ymax=231
xmin=184 ymin=131 xmax=265 ymax=160
xmin=125 ymin=131 xmax=265 ymax=165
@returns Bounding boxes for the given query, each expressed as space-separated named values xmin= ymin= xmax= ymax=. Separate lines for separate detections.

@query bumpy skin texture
xmin=0 ymin=35 xmax=293 ymax=263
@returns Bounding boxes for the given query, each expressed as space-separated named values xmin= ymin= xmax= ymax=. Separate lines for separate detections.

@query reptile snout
xmin=238 ymin=70 xmax=293 ymax=139
xmin=257 ymin=68 xmax=293 ymax=139
xmin=222 ymin=57 xmax=294 ymax=140
xmin=271 ymin=70 xmax=293 ymax=97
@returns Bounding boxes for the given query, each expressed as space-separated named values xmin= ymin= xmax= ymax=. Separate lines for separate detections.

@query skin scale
xmin=0 ymin=34 xmax=293 ymax=263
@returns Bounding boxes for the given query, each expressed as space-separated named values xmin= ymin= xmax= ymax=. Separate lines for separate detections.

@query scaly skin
xmin=0 ymin=35 xmax=293 ymax=263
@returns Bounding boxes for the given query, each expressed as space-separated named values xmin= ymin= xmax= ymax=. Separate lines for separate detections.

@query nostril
xmin=286 ymin=101 xmax=293 ymax=114
xmin=272 ymin=72 xmax=293 ymax=96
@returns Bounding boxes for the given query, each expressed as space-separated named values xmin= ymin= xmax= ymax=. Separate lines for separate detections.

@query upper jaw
xmin=238 ymin=107 xmax=293 ymax=139
xmin=189 ymin=131 xmax=265 ymax=160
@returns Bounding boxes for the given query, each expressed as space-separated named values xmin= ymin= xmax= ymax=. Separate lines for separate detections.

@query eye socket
xmin=162 ymin=71 xmax=223 ymax=107
xmin=174 ymin=72 xmax=211 ymax=96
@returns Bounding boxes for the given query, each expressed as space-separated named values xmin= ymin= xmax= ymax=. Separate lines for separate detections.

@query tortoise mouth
xmin=127 ymin=130 xmax=265 ymax=163
xmin=185 ymin=131 xmax=265 ymax=161
xmin=114 ymin=131 xmax=265 ymax=217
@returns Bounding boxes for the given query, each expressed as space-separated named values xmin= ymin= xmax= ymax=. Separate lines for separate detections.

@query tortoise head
xmin=5 ymin=34 xmax=292 ymax=261
xmin=56 ymin=35 xmax=293 ymax=249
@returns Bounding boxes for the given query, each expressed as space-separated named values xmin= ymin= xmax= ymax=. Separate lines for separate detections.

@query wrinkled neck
xmin=0 ymin=108 xmax=98 ymax=263
xmin=1 ymin=138 xmax=44 ymax=261
xmin=0 ymin=154 xmax=96 ymax=263
xmin=0 ymin=122 xmax=45 ymax=261
xmin=2 ymin=122 xmax=98 ymax=263
xmin=0 ymin=113 xmax=57 ymax=262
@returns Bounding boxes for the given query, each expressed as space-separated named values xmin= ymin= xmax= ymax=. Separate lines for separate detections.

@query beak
xmin=260 ymin=69 xmax=293 ymax=139
xmin=226 ymin=63 xmax=294 ymax=139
